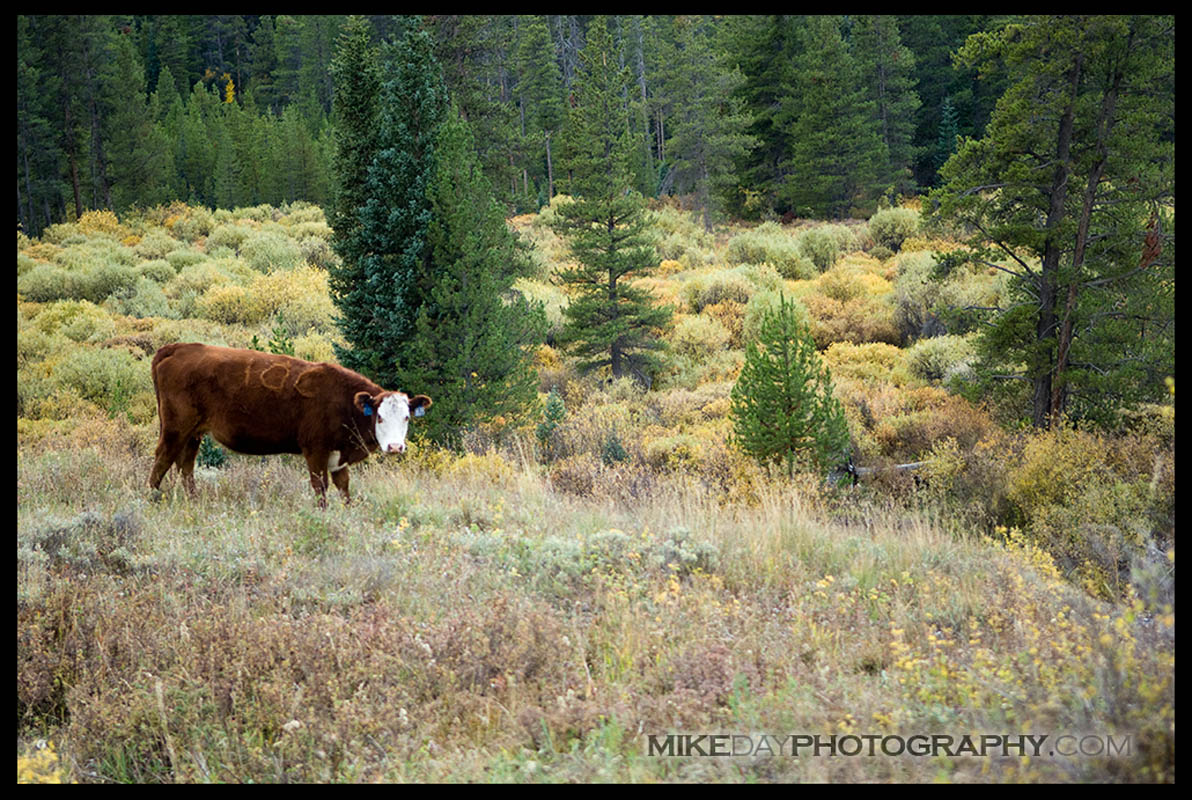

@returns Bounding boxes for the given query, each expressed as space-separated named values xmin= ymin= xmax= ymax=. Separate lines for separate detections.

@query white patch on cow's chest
xmin=328 ymin=450 xmax=347 ymax=472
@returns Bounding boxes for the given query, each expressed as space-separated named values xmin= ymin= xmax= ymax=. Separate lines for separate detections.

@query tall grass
xmin=17 ymin=434 xmax=1174 ymax=782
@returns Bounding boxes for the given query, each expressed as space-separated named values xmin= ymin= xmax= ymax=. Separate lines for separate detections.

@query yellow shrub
xmin=17 ymin=741 xmax=68 ymax=784
xmin=194 ymin=284 xmax=268 ymax=325
xmin=293 ymin=332 xmax=337 ymax=363
xmin=823 ymin=341 xmax=908 ymax=385
xmin=659 ymin=259 xmax=684 ymax=276
xmin=702 ymin=300 xmax=745 ymax=347
xmin=245 ymin=265 xmax=335 ymax=333
xmin=77 ymin=209 xmax=127 ymax=237
xmin=449 ymin=450 xmax=516 ymax=486
xmin=802 ymin=294 xmax=900 ymax=348
xmin=533 ymin=344 xmax=563 ymax=370
xmin=670 ymin=313 xmax=731 ymax=360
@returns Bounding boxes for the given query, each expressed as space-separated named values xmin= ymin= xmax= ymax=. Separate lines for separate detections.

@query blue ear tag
xmin=363 ymin=405 xmax=373 ymax=416
xmin=414 ymin=406 xmax=424 ymax=417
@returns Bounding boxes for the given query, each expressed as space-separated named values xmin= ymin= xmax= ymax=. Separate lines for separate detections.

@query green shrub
xmin=105 ymin=276 xmax=175 ymax=319
xmin=206 ymin=223 xmax=254 ymax=252
xmin=680 ymin=270 xmax=755 ymax=312
xmin=893 ymin=251 xmax=1003 ymax=340
xmin=280 ymin=201 xmax=326 ymax=225
xmin=168 ymin=206 xmax=216 ymax=242
xmin=905 ymin=334 xmax=977 ymax=384
xmin=32 ymin=300 xmax=118 ymax=343
xmin=298 ymin=237 xmax=338 ymax=270
xmin=165 ymin=249 xmax=206 ymax=272
xmin=742 ymin=290 xmax=809 ymax=344
xmin=670 ymin=314 xmax=731 ymax=361
xmin=798 ymin=228 xmax=840 ymax=272
xmin=868 ymin=207 xmax=920 ymax=252
xmin=725 ymin=222 xmax=811 ymax=277
xmin=133 ymin=229 xmax=182 ymax=260
xmin=137 ymin=259 xmax=176 ymax=284
xmin=51 ymin=346 xmax=150 ymax=409
xmin=240 ymin=231 xmax=303 ymax=272
xmin=17 ymin=251 xmax=40 ymax=277
xmin=18 ymin=241 xmax=140 ymax=304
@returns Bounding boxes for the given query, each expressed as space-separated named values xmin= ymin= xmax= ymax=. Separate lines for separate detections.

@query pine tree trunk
xmin=545 ymin=130 xmax=554 ymax=198
xmin=1052 ymin=62 xmax=1123 ymax=423
xmin=1032 ymin=55 xmax=1082 ymax=428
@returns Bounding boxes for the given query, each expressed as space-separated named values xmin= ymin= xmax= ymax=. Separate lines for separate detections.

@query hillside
xmin=16 ymin=201 xmax=1174 ymax=782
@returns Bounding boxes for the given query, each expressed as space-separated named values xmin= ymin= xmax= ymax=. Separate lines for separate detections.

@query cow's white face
xmin=359 ymin=392 xmax=430 ymax=454
xmin=374 ymin=394 xmax=413 ymax=454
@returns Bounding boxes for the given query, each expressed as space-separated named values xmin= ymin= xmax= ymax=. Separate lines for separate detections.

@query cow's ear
xmin=354 ymin=391 xmax=376 ymax=416
xmin=409 ymin=394 xmax=432 ymax=418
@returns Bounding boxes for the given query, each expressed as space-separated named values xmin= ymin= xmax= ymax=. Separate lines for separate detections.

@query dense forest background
xmin=17 ymin=14 xmax=1006 ymax=237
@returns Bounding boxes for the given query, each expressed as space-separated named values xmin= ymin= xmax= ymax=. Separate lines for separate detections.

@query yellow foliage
xmin=17 ymin=741 xmax=68 ymax=784
xmin=449 ymin=450 xmax=516 ymax=486
xmin=194 ymin=284 xmax=268 ymax=325
xmin=533 ymin=344 xmax=563 ymax=370
xmin=659 ymin=259 xmax=684 ymax=276
xmin=77 ymin=209 xmax=126 ymax=237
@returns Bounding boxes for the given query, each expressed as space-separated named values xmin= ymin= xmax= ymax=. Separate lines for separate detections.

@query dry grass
xmin=16 ymin=434 xmax=1174 ymax=783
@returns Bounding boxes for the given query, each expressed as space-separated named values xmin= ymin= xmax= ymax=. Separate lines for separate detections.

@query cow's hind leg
xmin=303 ymin=451 xmax=331 ymax=508
xmin=174 ymin=435 xmax=203 ymax=496
xmin=331 ymin=466 xmax=351 ymax=505
xmin=149 ymin=429 xmax=188 ymax=491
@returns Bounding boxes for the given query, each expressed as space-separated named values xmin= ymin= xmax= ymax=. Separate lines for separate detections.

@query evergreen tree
xmin=328 ymin=21 xmax=449 ymax=388
xmin=931 ymin=15 xmax=1175 ymax=428
xmin=778 ymin=15 xmax=886 ymax=218
xmin=730 ymin=294 xmax=850 ymax=478
xmin=427 ymin=15 xmax=521 ymax=209
xmin=720 ymin=14 xmax=799 ymax=218
xmin=515 ymin=15 xmax=566 ymax=202
xmin=17 ymin=16 xmax=65 ymax=236
xmin=329 ymin=16 xmax=380 ymax=246
xmin=397 ymin=109 xmax=546 ymax=444
xmin=665 ymin=15 xmax=757 ymax=231
xmin=851 ymin=15 xmax=921 ymax=197
xmin=933 ymin=94 xmax=959 ymax=173
xmin=105 ymin=31 xmax=174 ymax=210
xmin=553 ymin=16 xmax=672 ymax=381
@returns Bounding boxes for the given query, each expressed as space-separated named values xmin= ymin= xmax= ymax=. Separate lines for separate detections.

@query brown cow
xmin=149 ymin=343 xmax=431 ymax=506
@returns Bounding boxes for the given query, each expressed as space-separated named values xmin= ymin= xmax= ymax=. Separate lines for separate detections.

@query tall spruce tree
xmin=720 ymin=14 xmax=800 ymax=218
xmin=553 ymin=16 xmax=672 ymax=381
xmin=515 ymin=15 xmax=565 ymax=202
xmin=328 ymin=15 xmax=379 ymax=246
xmin=666 ymin=15 xmax=757 ymax=231
xmin=730 ymin=294 xmax=850 ymax=478
xmin=851 ymin=15 xmax=921 ymax=197
xmin=778 ymin=15 xmax=886 ymax=217
xmin=329 ymin=20 xmax=448 ymax=388
xmin=396 ymin=108 xmax=546 ymax=444
xmin=931 ymin=15 xmax=1174 ymax=428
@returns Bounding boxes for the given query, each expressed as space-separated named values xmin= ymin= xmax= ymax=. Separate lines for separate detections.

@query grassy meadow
xmin=17 ymin=201 xmax=1174 ymax=782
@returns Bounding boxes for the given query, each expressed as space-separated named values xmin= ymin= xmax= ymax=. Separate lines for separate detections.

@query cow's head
xmin=354 ymin=391 xmax=432 ymax=454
